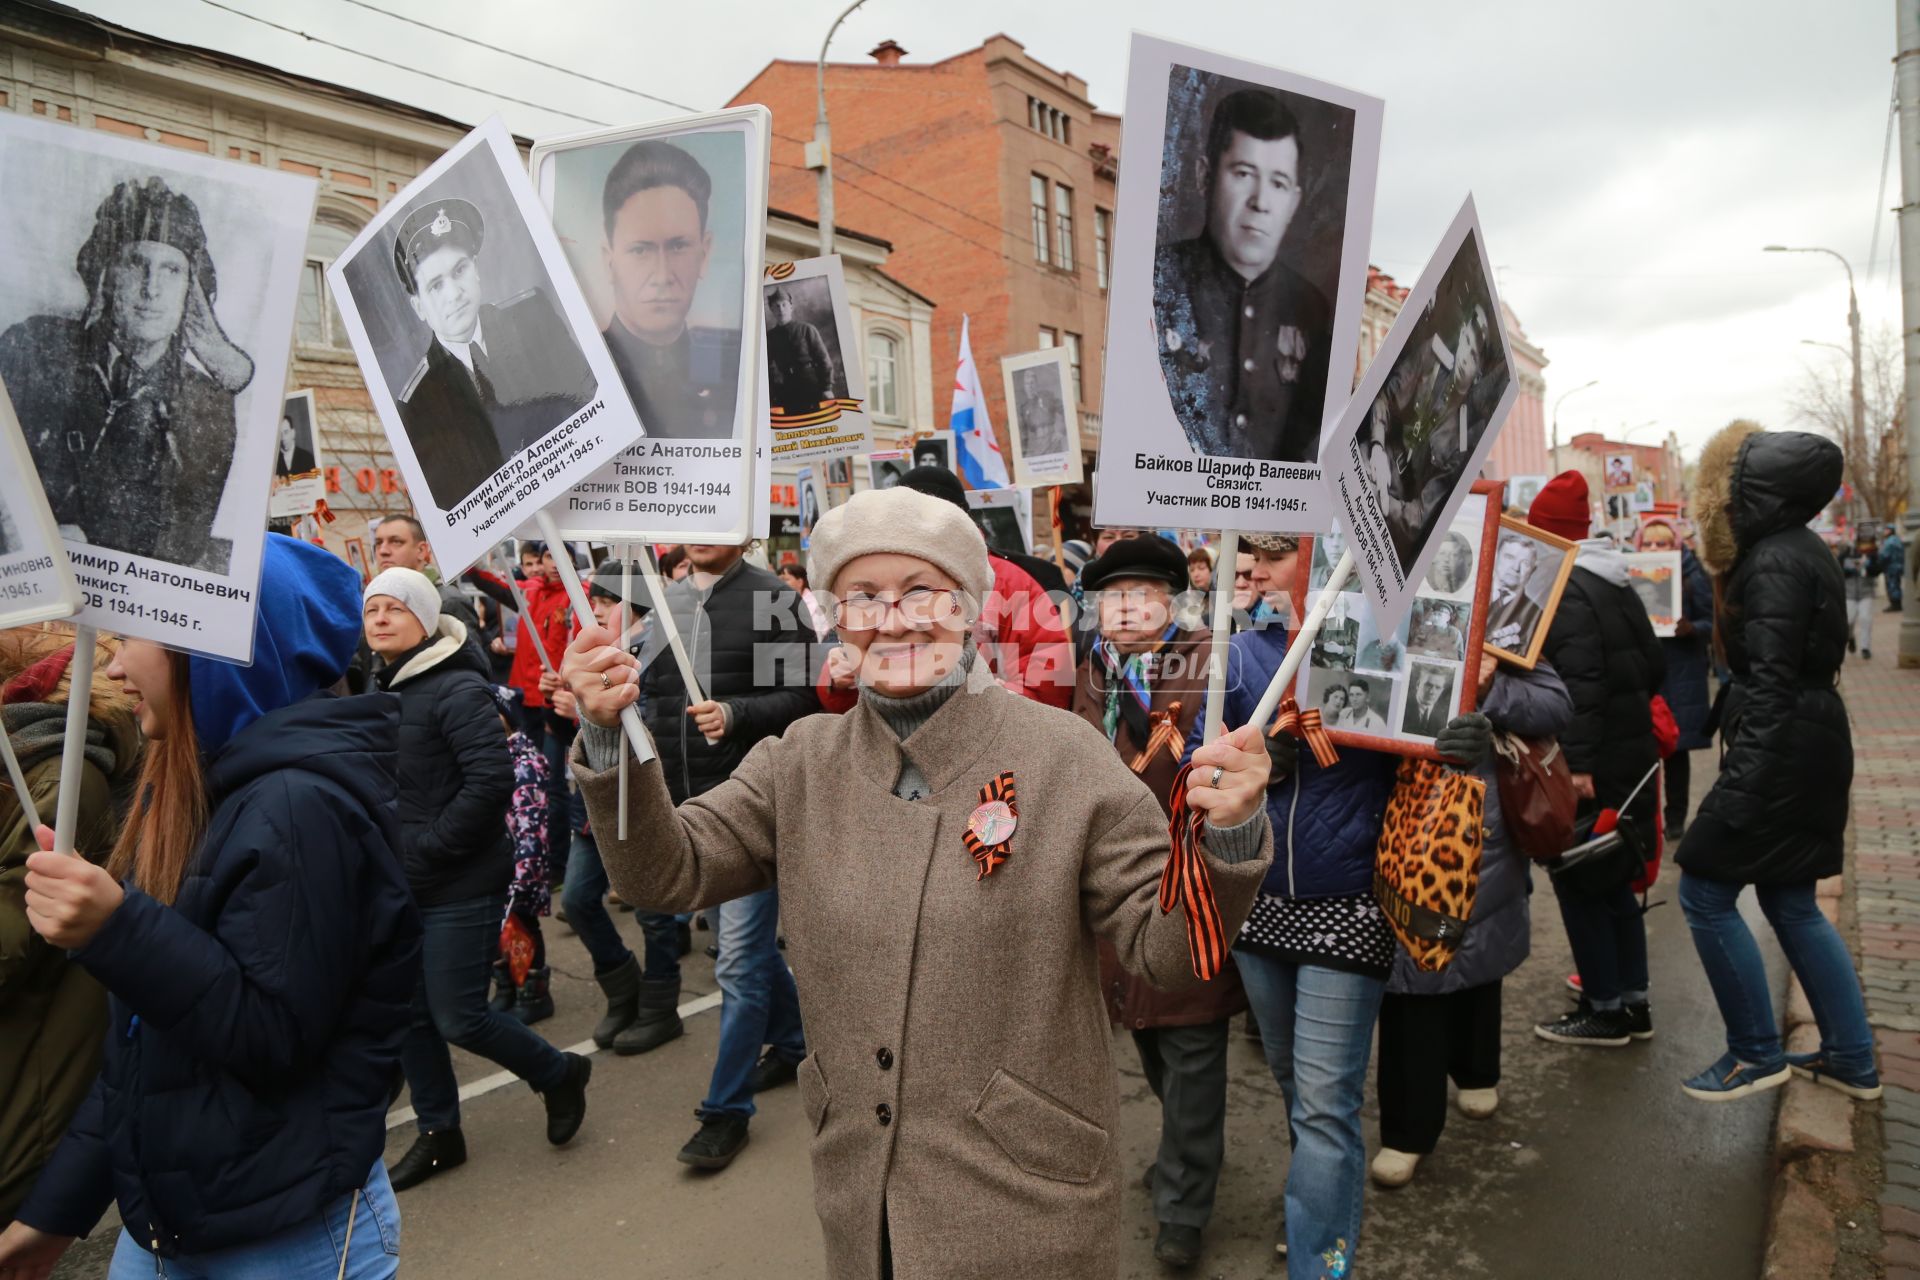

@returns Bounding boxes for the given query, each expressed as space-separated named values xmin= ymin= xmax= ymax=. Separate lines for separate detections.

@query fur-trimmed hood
xmin=1693 ymin=422 xmax=1842 ymax=575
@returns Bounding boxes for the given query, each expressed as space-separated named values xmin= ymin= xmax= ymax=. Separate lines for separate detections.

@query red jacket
xmin=484 ymin=576 xmax=567 ymax=708
xmin=817 ymin=551 xmax=1074 ymax=712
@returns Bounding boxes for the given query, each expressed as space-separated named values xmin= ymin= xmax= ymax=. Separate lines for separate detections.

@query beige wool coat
xmin=574 ymin=666 xmax=1271 ymax=1279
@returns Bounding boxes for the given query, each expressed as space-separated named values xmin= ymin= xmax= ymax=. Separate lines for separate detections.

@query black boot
xmin=388 ymin=1128 xmax=467 ymax=1191
xmin=613 ymin=977 xmax=684 ymax=1056
xmin=487 ymin=960 xmax=516 ymax=1014
xmin=590 ymin=954 xmax=642 ymax=1050
xmin=677 ymin=1112 xmax=750 ymax=1170
xmin=539 ymin=1052 xmax=592 ymax=1146
xmin=511 ymin=966 xmax=555 ymax=1026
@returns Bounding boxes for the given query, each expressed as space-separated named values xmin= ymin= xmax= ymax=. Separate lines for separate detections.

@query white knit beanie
xmin=808 ymin=487 xmax=993 ymax=602
xmin=363 ymin=566 xmax=441 ymax=636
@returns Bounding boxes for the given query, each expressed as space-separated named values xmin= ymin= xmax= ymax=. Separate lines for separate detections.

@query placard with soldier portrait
xmin=531 ymin=107 xmax=768 ymax=544
xmin=1482 ymin=514 xmax=1577 ymax=668
xmin=1095 ymin=33 xmax=1383 ymax=535
xmin=329 ymin=117 xmax=648 ymax=573
xmin=0 ymin=379 xmax=81 ymax=629
xmin=0 ymin=110 xmax=314 ymax=660
xmin=268 ymin=390 xmax=325 ymax=521
xmin=1001 ymin=346 xmax=1083 ymax=486
xmin=1318 ymin=198 xmax=1518 ymax=637
xmin=761 ymin=255 xmax=870 ymax=464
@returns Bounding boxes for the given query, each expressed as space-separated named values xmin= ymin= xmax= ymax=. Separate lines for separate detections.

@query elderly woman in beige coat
xmin=561 ymin=487 xmax=1274 ymax=1279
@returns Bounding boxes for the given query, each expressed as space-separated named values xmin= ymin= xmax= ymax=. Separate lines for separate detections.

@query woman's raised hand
xmin=561 ymin=624 xmax=641 ymax=728
xmin=1184 ymin=724 xmax=1272 ymax=830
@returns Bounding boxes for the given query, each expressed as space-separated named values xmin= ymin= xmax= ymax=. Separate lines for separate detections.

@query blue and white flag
xmin=951 ymin=315 xmax=1009 ymax=490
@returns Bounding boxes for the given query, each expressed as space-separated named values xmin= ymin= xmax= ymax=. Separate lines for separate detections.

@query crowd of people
xmin=0 ymin=434 xmax=1893 ymax=1278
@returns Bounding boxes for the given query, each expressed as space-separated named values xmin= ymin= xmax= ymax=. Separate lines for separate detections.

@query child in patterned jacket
xmin=492 ymin=686 xmax=554 ymax=1024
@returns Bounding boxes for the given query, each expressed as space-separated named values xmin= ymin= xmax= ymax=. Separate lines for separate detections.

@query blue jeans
xmin=1551 ymin=876 xmax=1649 ymax=1010
xmin=1680 ymin=873 xmax=1876 ymax=1076
xmin=702 ymin=887 xmax=805 ymax=1119
xmin=109 ymin=1162 xmax=399 ymax=1278
xmin=562 ymin=831 xmax=680 ymax=982
xmin=1233 ymin=951 xmax=1385 ymax=1280
xmin=401 ymin=894 xmax=569 ymax=1132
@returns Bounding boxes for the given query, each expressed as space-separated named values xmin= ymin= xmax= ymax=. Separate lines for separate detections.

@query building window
xmin=868 ymin=330 xmax=901 ymax=421
xmin=1053 ymin=183 xmax=1075 ymax=272
xmin=1029 ymin=174 xmax=1050 ymax=265
xmin=1094 ymin=208 xmax=1112 ymax=292
xmin=1037 ymin=327 xmax=1057 ymax=349
xmin=1064 ymin=332 xmax=1083 ymax=403
xmin=297 ymin=214 xmax=359 ymax=351
xmin=1026 ymin=96 xmax=1069 ymax=144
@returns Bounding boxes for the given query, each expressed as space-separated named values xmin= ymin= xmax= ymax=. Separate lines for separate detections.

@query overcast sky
xmin=76 ymin=0 xmax=1898 ymax=459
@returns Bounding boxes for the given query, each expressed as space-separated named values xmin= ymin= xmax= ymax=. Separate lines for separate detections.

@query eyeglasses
xmin=833 ymin=587 xmax=964 ymax=632
xmin=1234 ymin=570 xmax=1255 ymax=581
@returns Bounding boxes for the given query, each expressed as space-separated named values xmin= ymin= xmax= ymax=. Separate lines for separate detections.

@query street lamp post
xmin=1802 ymin=338 xmax=1873 ymax=529
xmin=1765 ymin=245 xmax=1866 ymax=519
xmin=1550 ymin=378 xmax=1600 ymax=461
xmin=811 ymin=0 xmax=871 ymax=259
xmin=1899 ymin=0 xmax=1920 ymax=667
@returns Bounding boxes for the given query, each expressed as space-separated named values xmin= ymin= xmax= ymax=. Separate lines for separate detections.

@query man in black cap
xmin=598 ymin=141 xmax=741 ymax=440
xmin=1 ymin=176 xmax=254 ymax=570
xmin=390 ymin=197 xmax=596 ymax=508
xmin=1154 ymin=88 xmax=1332 ymax=464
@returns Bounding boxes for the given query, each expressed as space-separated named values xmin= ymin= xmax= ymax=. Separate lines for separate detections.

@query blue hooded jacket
xmin=21 ymin=536 xmax=422 ymax=1257
xmin=1183 ymin=623 xmax=1398 ymax=900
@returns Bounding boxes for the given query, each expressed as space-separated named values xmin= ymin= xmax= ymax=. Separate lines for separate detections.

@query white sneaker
xmin=1369 ymin=1147 xmax=1421 ymax=1188
xmin=1455 ymin=1087 xmax=1499 ymax=1119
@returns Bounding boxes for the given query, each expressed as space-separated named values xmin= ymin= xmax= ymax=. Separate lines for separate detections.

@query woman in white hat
xmin=560 ymin=487 xmax=1274 ymax=1280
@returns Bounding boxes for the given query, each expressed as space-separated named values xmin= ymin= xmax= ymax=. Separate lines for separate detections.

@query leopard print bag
xmin=1372 ymin=757 xmax=1488 ymax=973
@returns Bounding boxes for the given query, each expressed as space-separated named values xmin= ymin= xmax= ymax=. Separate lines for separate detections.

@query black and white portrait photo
xmin=1507 ymin=474 xmax=1548 ymax=514
xmin=1308 ymin=592 xmax=1360 ymax=669
xmin=1401 ymin=661 xmax=1457 ymax=740
xmin=868 ymin=453 xmax=909 ymax=491
xmin=798 ymin=464 xmax=821 ymax=548
xmin=1002 ymin=347 xmax=1082 ymax=486
xmin=1013 ymin=365 xmax=1068 ymax=458
xmin=1408 ymin=596 xmax=1468 ymax=662
xmin=911 ymin=434 xmax=952 ymax=472
xmin=1309 ymin=526 xmax=1349 ymax=590
xmin=764 ymin=275 xmax=845 ymax=418
xmin=1424 ymin=530 xmax=1475 ymax=598
xmin=1484 ymin=518 xmax=1577 ymax=666
xmin=0 ymin=503 xmax=16 ymax=559
xmin=0 ymin=111 xmax=312 ymax=657
xmin=273 ymin=392 xmax=319 ymax=478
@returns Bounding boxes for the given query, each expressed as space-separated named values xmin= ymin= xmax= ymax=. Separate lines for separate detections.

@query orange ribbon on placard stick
xmin=1128 ymin=701 xmax=1185 ymax=775
xmin=1162 ymin=763 xmax=1229 ymax=981
xmin=1269 ymin=696 xmax=1339 ymax=768
xmin=312 ymin=498 xmax=337 ymax=524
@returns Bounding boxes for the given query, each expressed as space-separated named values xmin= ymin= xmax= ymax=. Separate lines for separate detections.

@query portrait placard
xmin=1094 ymin=33 xmax=1383 ymax=534
xmin=1001 ymin=347 xmax=1083 ymax=487
xmin=908 ymin=432 xmax=953 ymax=473
xmin=796 ymin=464 xmax=823 ymax=550
xmin=1292 ymin=482 xmax=1499 ymax=759
xmin=0 ymin=380 xmax=80 ymax=628
xmin=328 ymin=117 xmax=648 ymax=574
xmin=1318 ymin=197 xmax=1518 ymax=638
xmin=1482 ymin=514 xmax=1577 ymax=669
xmin=268 ymin=390 xmax=325 ymax=521
xmin=1506 ymin=473 xmax=1548 ymax=514
xmin=762 ymin=255 xmax=870 ymax=463
xmin=967 ymin=486 xmax=1033 ymax=556
xmin=1604 ymin=452 xmax=1635 ymax=494
xmin=531 ymin=107 xmax=768 ymax=544
xmin=343 ymin=535 xmax=371 ymax=584
xmin=867 ymin=449 xmax=910 ymax=491
xmin=1624 ymin=549 xmax=1682 ymax=637
xmin=0 ymin=110 xmax=315 ymax=660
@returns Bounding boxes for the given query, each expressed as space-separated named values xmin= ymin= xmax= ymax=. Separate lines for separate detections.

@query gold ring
xmin=1209 ymin=766 xmax=1224 ymax=788
xmin=600 ymin=671 xmax=612 ymax=689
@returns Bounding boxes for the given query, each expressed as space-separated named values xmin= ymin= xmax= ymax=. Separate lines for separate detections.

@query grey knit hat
xmin=808 ymin=487 xmax=992 ymax=602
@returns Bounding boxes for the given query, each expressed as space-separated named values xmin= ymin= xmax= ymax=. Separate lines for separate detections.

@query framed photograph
xmin=867 ymin=449 xmax=910 ymax=491
xmin=1093 ymin=33 xmax=1384 ymax=535
xmin=1292 ymin=481 xmax=1500 ymax=759
xmin=268 ymin=390 xmax=325 ymax=521
xmin=0 ymin=380 xmax=81 ymax=628
xmin=796 ymin=464 xmax=823 ymax=550
xmin=1624 ymin=549 xmax=1683 ymax=637
xmin=1317 ymin=198 xmax=1519 ymax=637
xmin=908 ymin=432 xmax=953 ymax=473
xmin=762 ymin=255 xmax=870 ymax=463
xmin=1001 ymin=347 xmax=1083 ymax=486
xmin=1604 ymin=452 xmax=1635 ymax=493
xmin=343 ymin=535 xmax=371 ymax=584
xmin=328 ymin=117 xmax=648 ymax=573
xmin=529 ymin=107 xmax=769 ymax=544
xmin=1483 ymin=515 xmax=1577 ymax=668
xmin=0 ymin=110 xmax=315 ymax=661
xmin=1505 ymin=473 xmax=1548 ymax=514
xmin=824 ymin=456 xmax=853 ymax=490
xmin=967 ymin=486 xmax=1033 ymax=556
xmin=1632 ymin=479 xmax=1656 ymax=512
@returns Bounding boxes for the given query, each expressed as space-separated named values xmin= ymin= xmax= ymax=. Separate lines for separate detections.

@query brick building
xmin=1553 ymin=430 xmax=1685 ymax=536
xmin=731 ymin=33 xmax=1118 ymax=470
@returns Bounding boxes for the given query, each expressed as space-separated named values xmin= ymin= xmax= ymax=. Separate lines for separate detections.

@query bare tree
xmin=1790 ymin=326 xmax=1908 ymax=522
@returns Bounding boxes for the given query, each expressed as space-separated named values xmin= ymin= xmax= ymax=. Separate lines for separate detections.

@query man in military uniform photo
xmin=392 ymin=197 xmax=596 ymax=509
xmin=1154 ymin=87 xmax=1332 ymax=464
xmin=0 ymin=176 xmax=253 ymax=571
xmin=764 ymin=285 xmax=835 ymax=417
xmin=1485 ymin=532 xmax=1545 ymax=654
xmin=598 ymin=140 xmax=741 ymax=439
xmin=1013 ymin=366 xmax=1069 ymax=457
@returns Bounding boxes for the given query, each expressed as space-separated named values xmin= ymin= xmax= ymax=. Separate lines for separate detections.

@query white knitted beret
xmin=363 ymin=566 xmax=442 ymax=636
xmin=808 ymin=486 xmax=993 ymax=602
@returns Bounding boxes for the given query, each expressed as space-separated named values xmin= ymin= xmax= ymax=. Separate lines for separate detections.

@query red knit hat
xmin=1528 ymin=470 xmax=1592 ymax=542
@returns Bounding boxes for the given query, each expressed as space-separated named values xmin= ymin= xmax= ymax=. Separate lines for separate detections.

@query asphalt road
xmin=50 ymin=749 xmax=1782 ymax=1278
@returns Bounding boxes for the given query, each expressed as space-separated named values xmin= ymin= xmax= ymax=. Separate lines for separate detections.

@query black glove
xmin=1264 ymin=730 xmax=1299 ymax=781
xmin=1435 ymin=712 xmax=1492 ymax=770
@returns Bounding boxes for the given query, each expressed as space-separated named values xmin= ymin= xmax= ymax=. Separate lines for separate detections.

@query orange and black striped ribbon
xmin=1161 ymin=764 xmax=1229 ymax=981
xmin=1270 ymin=697 xmax=1340 ymax=768
xmin=961 ymin=771 xmax=1018 ymax=880
xmin=1128 ymin=701 xmax=1186 ymax=775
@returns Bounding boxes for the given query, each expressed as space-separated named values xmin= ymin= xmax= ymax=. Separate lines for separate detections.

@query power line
xmin=193 ymin=0 xmax=610 ymax=126
xmin=329 ymin=0 xmax=698 ymax=115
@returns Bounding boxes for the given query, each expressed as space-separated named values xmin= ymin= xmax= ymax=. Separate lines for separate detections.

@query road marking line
xmin=386 ymin=990 xmax=726 ymax=1130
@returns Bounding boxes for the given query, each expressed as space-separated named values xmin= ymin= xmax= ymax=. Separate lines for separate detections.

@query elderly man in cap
xmin=1 ymin=176 xmax=254 ymax=570
xmin=391 ymin=197 xmax=596 ymax=507
xmin=1070 ymin=532 xmax=1250 ymax=1270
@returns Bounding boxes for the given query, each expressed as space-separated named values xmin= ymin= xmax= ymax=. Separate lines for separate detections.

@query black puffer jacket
xmin=1540 ymin=543 xmax=1666 ymax=844
xmin=379 ymin=617 xmax=515 ymax=906
xmin=641 ymin=558 xmax=822 ymax=802
xmin=1678 ymin=426 xmax=1851 ymax=885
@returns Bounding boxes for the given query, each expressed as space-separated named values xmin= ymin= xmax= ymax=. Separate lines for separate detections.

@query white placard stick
xmin=533 ymin=513 xmax=655 ymax=768
xmin=51 ymin=625 xmax=97 ymax=855
xmin=629 ymin=542 xmax=707 ymax=708
xmin=493 ymin=551 xmax=558 ymax=678
xmin=1246 ymin=547 xmax=1356 ymax=733
xmin=0 ymin=719 xmax=42 ymax=833
xmin=1201 ymin=531 xmax=1242 ymax=744
xmin=617 ymin=544 xmax=634 ymax=841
